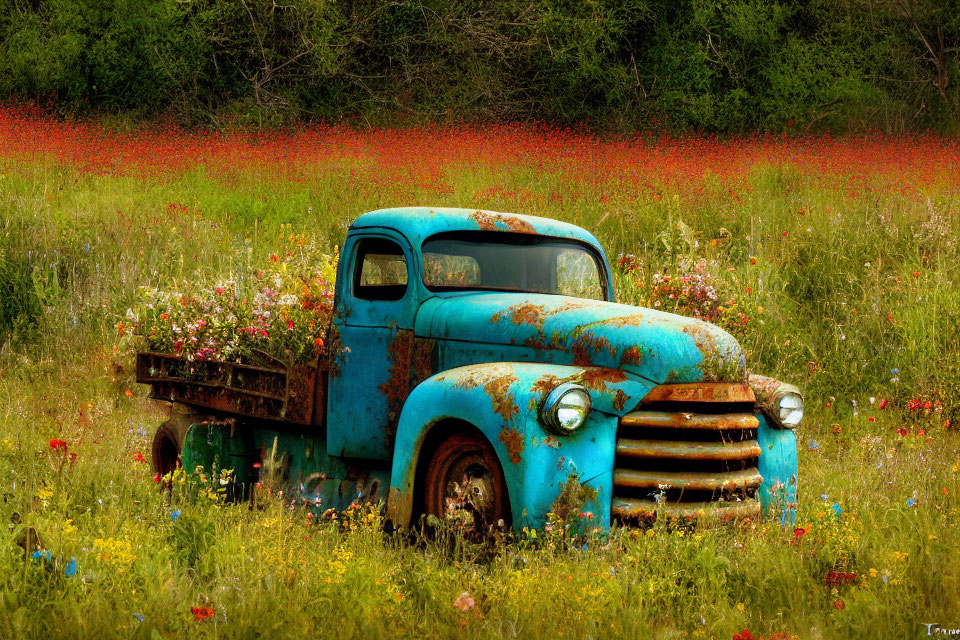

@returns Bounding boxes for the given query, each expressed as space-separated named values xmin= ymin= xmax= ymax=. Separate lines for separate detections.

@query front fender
xmin=386 ymin=362 xmax=654 ymax=529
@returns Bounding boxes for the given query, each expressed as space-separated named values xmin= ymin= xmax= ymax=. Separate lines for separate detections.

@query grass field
xmin=2 ymin=106 xmax=959 ymax=639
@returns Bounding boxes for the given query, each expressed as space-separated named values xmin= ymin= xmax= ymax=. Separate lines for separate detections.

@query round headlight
xmin=542 ymin=384 xmax=591 ymax=434
xmin=777 ymin=392 xmax=804 ymax=428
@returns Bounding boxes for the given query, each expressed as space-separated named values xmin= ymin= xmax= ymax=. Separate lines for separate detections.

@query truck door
xmin=326 ymin=232 xmax=418 ymax=460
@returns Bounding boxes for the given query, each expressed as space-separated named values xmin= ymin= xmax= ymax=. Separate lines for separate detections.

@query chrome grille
xmin=612 ymin=383 xmax=762 ymax=523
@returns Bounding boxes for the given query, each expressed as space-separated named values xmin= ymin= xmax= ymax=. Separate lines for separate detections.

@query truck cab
xmin=139 ymin=207 xmax=801 ymax=531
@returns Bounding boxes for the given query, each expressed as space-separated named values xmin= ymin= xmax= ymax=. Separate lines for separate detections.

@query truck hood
xmin=414 ymin=292 xmax=746 ymax=385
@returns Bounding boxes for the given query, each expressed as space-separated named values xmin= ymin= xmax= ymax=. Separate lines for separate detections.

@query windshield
xmin=422 ymin=232 xmax=606 ymax=300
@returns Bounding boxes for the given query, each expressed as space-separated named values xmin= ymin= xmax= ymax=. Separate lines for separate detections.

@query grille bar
xmin=613 ymin=468 xmax=763 ymax=491
xmin=612 ymin=497 xmax=761 ymax=521
xmin=620 ymin=411 xmax=759 ymax=431
xmin=616 ymin=438 xmax=762 ymax=461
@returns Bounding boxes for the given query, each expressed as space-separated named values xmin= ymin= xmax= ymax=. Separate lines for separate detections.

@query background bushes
xmin=0 ymin=0 xmax=958 ymax=131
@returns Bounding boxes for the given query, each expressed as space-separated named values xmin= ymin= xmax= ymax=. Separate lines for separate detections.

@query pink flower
xmin=453 ymin=592 xmax=475 ymax=612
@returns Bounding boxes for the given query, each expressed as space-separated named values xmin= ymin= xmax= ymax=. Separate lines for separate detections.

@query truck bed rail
xmin=135 ymin=352 xmax=321 ymax=425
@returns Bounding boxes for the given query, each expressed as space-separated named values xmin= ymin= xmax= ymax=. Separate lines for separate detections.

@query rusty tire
xmin=423 ymin=431 xmax=510 ymax=534
xmin=150 ymin=415 xmax=193 ymax=478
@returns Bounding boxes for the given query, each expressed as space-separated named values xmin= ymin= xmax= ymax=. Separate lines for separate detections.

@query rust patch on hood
xmin=619 ymin=346 xmax=644 ymax=367
xmin=472 ymin=210 xmax=537 ymax=234
xmin=498 ymin=427 xmax=524 ymax=464
xmin=571 ymin=331 xmax=616 ymax=366
xmin=597 ymin=314 xmax=647 ymax=328
xmin=540 ymin=300 xmax=596 ymax=317
xmin=491 ymin=302 xmax=546 ymax=330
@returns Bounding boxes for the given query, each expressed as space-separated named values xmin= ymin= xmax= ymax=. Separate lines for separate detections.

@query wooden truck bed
xmin=135 ymin=352 xmax=324 ymax=425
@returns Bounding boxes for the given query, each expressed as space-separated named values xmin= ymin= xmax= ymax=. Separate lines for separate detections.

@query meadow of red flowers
xmin=3 ymin=105 xmax=958 ymax=205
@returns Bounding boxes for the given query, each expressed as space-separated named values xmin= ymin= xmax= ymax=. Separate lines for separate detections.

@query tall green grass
xmin=1 ymin=137 xmax=959 ymax=639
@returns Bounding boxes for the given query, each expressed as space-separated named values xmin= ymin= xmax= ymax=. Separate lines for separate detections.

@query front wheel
xmin=422 ymin=431 xmax=510 ymax=534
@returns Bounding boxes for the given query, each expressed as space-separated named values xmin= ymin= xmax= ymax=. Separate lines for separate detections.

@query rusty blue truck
xmin=137 ymin=207 xmax=801 ymax=531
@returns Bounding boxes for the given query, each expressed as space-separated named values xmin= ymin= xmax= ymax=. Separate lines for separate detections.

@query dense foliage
xmin=1 ymin=0 xmax=958 ymax=132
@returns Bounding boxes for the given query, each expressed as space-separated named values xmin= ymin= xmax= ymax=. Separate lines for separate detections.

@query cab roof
xmin=351 ymin=207 xmax=604 ymax=252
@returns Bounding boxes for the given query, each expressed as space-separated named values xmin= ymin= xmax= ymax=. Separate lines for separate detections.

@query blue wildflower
xmin=906 ymin=498 xmax=916 ymax=508
xmin=32 ymin=550 xmax=52 ymax=563
xmin=133 ymin=614 xmax=144 ymax=623
xmin=808 ymin=439 xmax=820 ymax=450
xmin=831 ymin=503 xmax=843 ymax=517
xmin=64 ymin=557 xmax=77 ymax=577
xmin=171 ymin=509 xmax=181 ymax=522
xmin=820 ymin=494 xmax=829 ymax=501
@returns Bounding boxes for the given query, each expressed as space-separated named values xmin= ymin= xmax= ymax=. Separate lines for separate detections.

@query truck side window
xmin=354 ymin=238 xmax=408 ymax=301
xmin=556 ymin=250 xmax=603 ymax=300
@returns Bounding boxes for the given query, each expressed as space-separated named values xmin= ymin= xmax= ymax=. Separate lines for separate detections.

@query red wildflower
xmin=153 ymin=473 xmax=161 ymax=483
xmin=314 ymin=337 xmax=325 ymax=352
xmin=868 ymin=416 xmax=875 ymax=423
xmin=923 ymin=400 xmax=933 ymax=409
xmin=733 ymin=630 xmax=756 ymax=640
xmin=133 ymin=451 xmax=146 ymax=463
xmin=834 ymin=599 xmax=845 ymax=610
xmin=49 ymin=439 xmax=67 ymax=451
xmin=878 ymin=398 xmax=887 ymax=410
xmin=824 ymin=570 xmax=857 ymax=586
xmin=191 ymin=606 xmax=215 ymax=621
xmin=896 ymin=427 xmax=909 ymax=436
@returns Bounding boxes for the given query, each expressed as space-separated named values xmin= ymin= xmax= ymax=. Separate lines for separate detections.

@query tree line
xmin=1 ymin=0 xmax=958 ymax=132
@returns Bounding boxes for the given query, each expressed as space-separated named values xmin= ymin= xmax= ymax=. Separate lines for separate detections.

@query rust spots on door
xmin=379 ymin=330 xmax=415 ymax=445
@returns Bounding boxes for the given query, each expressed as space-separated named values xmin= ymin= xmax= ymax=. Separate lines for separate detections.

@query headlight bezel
xmin=748 ymin=374 xmax=804 ymax=430
xmin=541 ymin=383 xmax=592 ymax=435
xmin=776 ymin=391 xmax=804 ymax=428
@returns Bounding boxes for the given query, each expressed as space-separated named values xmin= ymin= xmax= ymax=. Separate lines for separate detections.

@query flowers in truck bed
xmin=133 ymin=241 xmax=339 ymax=367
